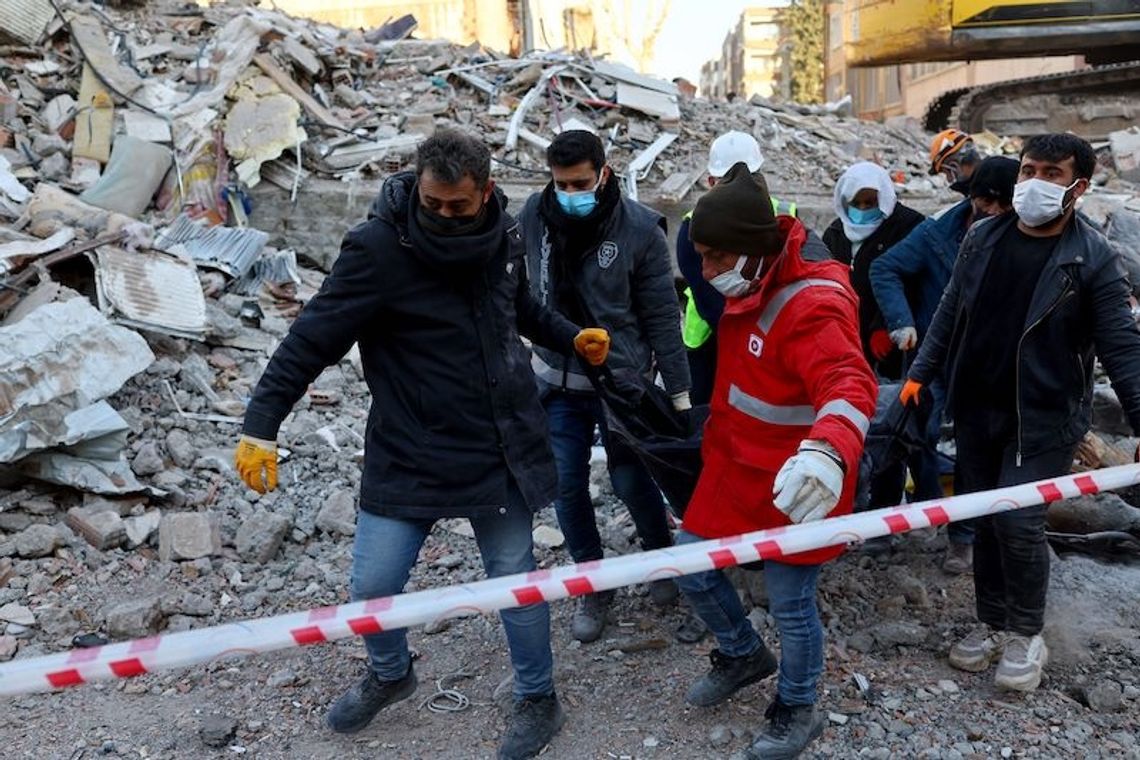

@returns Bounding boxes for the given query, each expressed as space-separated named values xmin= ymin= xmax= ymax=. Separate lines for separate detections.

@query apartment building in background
xmin=823 ymin=1 xmax=1082 ymax=124
xmin=699 ymin=3 xmax=792 ymax=101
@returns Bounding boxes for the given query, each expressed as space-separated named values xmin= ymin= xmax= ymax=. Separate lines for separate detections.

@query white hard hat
xmin=707 ymin=131 xmax=764 ymax=178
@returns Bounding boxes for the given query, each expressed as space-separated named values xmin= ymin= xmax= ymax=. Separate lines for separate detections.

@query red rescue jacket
xmin=682 ymin=216 xmax=878 ymax=565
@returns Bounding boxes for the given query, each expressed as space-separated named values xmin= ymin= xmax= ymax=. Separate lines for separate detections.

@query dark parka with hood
xmin=242 ymin=171 xmax=580 ymax=518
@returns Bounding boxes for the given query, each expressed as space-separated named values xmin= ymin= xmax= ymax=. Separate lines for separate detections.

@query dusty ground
xmin=2 ymin=500 xmax=1138 ymax=760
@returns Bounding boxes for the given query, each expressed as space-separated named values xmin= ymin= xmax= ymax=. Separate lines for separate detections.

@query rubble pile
xmin=0 ymin=0 xmax=1139 ymax=677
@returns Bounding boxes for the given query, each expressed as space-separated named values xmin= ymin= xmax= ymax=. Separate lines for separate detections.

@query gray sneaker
xmin=995 ymin=633 xmax=1048 ymax=692
xmin=686 ymin=645 xmax=777 ymax=707
xmin=745 ymin=699 xmax=826 ymax=759
xmin=948 ymin=624 xmax=1008 ymax=672
xmin=942 ymin=543 xmax=973 ymax=575
xmin=326 ymin=664 xmax=417 ymax=734
xmin=571 ymin=590 xmax=614 ymax=643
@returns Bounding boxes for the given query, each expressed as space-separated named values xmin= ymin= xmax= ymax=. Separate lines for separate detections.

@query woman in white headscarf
xmin=823 ymin=161 xmax=925 ymax=380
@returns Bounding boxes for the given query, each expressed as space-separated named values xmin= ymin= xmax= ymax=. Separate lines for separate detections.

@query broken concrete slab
xmin=235 ymin=510 xmax=291 ymax=564
xmin=158 ymin=512 xmax=222 ymax=561
xmin=104 ymin=596 xmax=163 ymax=639
xmin=66 ymin=505 xmax=127 ymax=550
xmin=0 ymin=602 xmax=35 ymax=626
xmin=124 ymin=510 xmax=162 ymax=548
xmin=1110 ymin=127 xmax=1140 ymax=182
xmin=13 ymin=524 xmax=59 ymax=558
xmin=316 ymin=489 xmax=356 ymax=536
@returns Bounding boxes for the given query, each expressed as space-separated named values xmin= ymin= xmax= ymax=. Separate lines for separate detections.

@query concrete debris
xmin=235 ymin=510 xmax=292 ymax=564
xmin=123 ymin=510 xmax=161 ymax=549
xmin=158 ymin=512 xmax=222 ymax=562
xmin=104 ymin=596 xmax=163 ymax=639
xmin=316 ymin=489 xmax=357 ymax=537
xmin=13 ymin=523 xmax=60 ymax=559
xmin=0 ymin=602 xmax=35 ymax=626
xmin=66 ymin=504 xmax=126 ymax=550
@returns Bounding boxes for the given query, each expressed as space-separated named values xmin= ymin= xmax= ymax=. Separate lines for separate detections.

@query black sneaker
xmin=326 ymin=664 xmax=417 ymax=734
xmin=498 ymin=692 xmax=566 ymax=760
xmin=685 ymin=645 xmax=777 ymax=707
xmin=571 ymin=590 xmax=614 ymax=643
xmin=745 ymin=699 xmax=825 ymax=759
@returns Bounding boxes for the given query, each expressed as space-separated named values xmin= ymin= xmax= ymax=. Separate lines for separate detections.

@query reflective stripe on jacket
xmin=682 ymin=216 xmax=878 ymax=564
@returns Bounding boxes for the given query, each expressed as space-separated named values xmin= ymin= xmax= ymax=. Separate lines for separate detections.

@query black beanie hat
xmin=969 ymin=156 xmax=1019 ymax=204
xmin=690 ymin=161 xmax=779 ymax=257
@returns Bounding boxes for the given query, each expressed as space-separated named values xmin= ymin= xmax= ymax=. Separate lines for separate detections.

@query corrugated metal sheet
xmin=154 ymin=214 xmax=269 ymax=278
xmin=93 ymin=246 xmax=208 ymax=339
xmin=0 ymin=0 xmax=55 ymax=45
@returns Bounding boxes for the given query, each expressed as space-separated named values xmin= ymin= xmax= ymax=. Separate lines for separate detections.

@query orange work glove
xmin=234 ymin=435 xmax=278 ymax=493
xmin=869 ymin=329 xmax=893 ymax=361
xmin=574 ymin=327 xmax=610 ymax=366
xmin=899 ymin=379 xmax=924 ymax=407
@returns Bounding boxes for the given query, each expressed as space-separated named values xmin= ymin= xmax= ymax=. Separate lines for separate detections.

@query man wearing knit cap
xmin=677 ymin=161 xmax=877 ymax=759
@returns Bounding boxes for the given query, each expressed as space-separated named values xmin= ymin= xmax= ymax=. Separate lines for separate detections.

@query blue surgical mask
xmin=555 ymin=178 xmax=602 ymax=218
xmin=847 ymin=206 xmax=885 ymax=226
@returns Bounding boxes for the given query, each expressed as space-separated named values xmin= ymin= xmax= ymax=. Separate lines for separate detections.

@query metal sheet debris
xmin=0 ymin=298 xmax=153 ymax=466
xmin=92 ymin=246 xmax=208 ymax=339
xmin=154 ymin=214 xmax=269 ymax=279
xmin=0 ymin=0 xmax=55 ymax=46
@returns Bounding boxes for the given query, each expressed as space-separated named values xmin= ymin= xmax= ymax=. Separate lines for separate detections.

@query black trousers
xmin=955 ymin=413 xmax=1076 ymax=636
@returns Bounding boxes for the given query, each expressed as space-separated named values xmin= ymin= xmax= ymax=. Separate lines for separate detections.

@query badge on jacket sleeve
xmin=597 ymin=241 xmax=619 ymax=269
xmin=748 ymin=334 xmax=764 ymax=358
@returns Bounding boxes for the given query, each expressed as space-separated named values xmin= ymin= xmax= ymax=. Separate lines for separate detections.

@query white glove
xmin=671 ymin=391 xmax=692 ymax=412
xmin=773 ymin=440 xmax=845 ymax=524
xmin=890 ymin=326 xmax=917 ymax=351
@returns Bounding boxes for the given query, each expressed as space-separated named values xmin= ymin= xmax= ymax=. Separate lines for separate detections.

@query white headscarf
xmin=834 ymin=161 xmax=898 ymax=243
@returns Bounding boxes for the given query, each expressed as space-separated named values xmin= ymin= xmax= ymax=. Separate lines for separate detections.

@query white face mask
xmin=708 ymin=255 xmax=752 ymax=297
xmin=1013 ymin=177 xmax=1079 ymax=228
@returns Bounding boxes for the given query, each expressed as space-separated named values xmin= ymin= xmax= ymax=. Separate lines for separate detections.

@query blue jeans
xmin=675 ymin=531 xmax=823 ymax=706
xmin=543 ymin=390 xmax=673 ymax=563
xmin=350 ymin=480 xmax=553 ymax=699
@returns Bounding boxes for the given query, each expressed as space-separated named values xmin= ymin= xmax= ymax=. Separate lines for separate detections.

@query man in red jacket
xmin=678 ymin=162 xmax=877 ymax=759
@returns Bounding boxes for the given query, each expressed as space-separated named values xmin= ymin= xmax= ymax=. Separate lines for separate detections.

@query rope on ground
xmin=417 ymin=669 xmax=476 ymax=714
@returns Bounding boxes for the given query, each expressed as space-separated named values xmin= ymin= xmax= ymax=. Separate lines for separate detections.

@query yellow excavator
xmin=845 ymin=0 xmax=1140 ymax=139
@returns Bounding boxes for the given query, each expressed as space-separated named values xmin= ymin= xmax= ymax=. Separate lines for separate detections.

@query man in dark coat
xmin=517 ymin=130 xmax=691 ymax=643
xmin=902 ymin=133 xmax=1140 ymax=693
xmin=234 ymin=130 xmax=610 ymax=760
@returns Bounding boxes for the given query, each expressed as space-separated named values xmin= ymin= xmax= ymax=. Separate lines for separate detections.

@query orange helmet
xmin=929 ymin=128 xmax=973 ymax=175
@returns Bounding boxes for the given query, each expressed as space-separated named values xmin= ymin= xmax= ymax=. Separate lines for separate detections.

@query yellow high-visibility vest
xmin=681 ymin=197 xmax=796 ymax=349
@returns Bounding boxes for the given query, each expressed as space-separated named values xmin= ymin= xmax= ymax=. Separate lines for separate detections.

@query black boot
xmin=745 ymin=699 xmax=825 ymax=759
xmin=685 ymin=645 xmax=777 ymax=707
xmin=498 ymin=692 xmax=566 ymax=760
xmin=326 ymin=664 xmax=417 ymax=734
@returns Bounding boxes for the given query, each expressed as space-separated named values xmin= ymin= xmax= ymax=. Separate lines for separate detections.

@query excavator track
xmin=921 ymin=61 xmax=1140 ymax=141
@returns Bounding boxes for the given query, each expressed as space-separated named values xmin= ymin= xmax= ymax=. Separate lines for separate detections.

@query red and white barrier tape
xmin=1 ymin=463 xmax=1137 ymax=697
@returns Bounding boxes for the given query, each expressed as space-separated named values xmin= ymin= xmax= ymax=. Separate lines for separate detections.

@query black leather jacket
xmin=909 ymin=211 xmax=1140 ymax=460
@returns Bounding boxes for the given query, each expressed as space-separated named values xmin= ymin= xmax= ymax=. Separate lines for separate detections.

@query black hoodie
xmin=244 ymin=172 xmax=580 ymax=517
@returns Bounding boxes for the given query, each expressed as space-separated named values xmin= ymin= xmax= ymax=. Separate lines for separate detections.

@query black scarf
xmin=537 ymin=177 xmax=622 ymax=262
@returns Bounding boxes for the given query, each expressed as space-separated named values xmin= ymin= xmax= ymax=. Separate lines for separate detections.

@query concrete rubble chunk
xmin=199 ymin=714 xmax=238 ymax=748
xmin=0 ymin=634 xmax=17 ymax=661
xmin=124 ymin=510 xmax=162 ymax=548
xmin=316 ymin=489 xmax=357 ymax=537
xmin=0 ymin=602 xmax=35 ymax=627
xmin=66 ymin=505 xmax=126 ymax=550
xmin=104 ymin=596 xmax=163 ymax=639
xmin=14 ymin=524 xmax=60 ymax=558
xmin=159 ymin=512 xmax=222 ymax=562
xmin=131 ymin=441 xmax=166 ymax=477
xmin=235 ymin=510 xmax=292 ymax=564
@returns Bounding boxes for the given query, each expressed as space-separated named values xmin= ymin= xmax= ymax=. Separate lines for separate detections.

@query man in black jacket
xmin=902 ymin=133 xmax=1140 ymax=693
xmin=234 ymin=130 xmax=610 ymax=759
xmin=517 ymin=130 xmax=691 ymax=643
